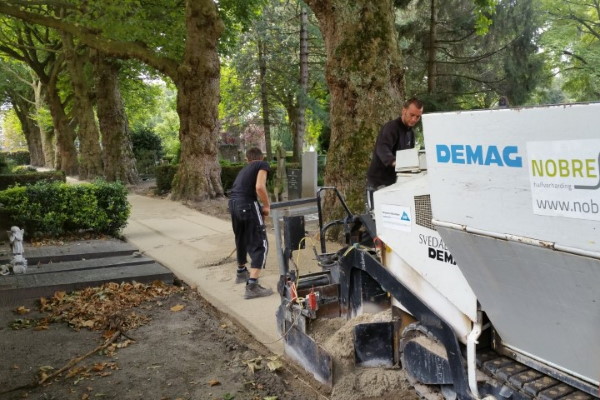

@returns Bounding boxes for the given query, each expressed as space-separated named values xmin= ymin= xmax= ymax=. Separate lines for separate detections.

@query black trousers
xmin=228 ymin=199 xmax=268 ymax=269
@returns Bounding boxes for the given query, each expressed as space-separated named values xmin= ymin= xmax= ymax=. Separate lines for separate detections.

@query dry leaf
xmin=245 ymin=357 xmax=263 ymax=373
xmin=91 ymin=363 xmax=107 ymax=372
xmin=33 ymin=325 xmax=49 ymax=331
xmin=115 ymin=339 xmax=134 ymax=349
xmin=170 ymin=304 xmax=185 ymax=312
xmin=207 ymin=379 xmax=221 ymax=387
xmin=15 ymin=306 xmax=30 ymax=315
xmin=266 ymin=358 xmax=283 ymax=372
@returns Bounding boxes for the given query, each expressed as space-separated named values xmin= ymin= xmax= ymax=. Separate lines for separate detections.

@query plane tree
xmin=0 ymin=0 xmax=262 ymax=200
xmin=0 ymin=19 xmax=79 ymax=175
xmin=0 ymin=58 xmax=46 ymax=166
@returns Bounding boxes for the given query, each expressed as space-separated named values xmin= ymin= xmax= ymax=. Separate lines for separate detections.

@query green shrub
xmin=155 ymin=164 xmax=178 ymax=195
xmin=0 ymin=154 xmax=7 ymax=174
xmin=0 ymin=170 xmax=66 ymax=191
xmin=0 ymin=180 xmax=130 ymax=237
xmin=132 ymin=129 xmax=163 ymax=177
xmin=0 ymin=151 xmax=30 ymax=166
xmin=153 ymin=161 xmax=292 ymax=196
xmin=11 ymin=165 xmax=37 ymax=174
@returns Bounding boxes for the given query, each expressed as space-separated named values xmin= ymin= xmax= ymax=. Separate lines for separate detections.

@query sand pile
xmin=309 ymin=310 xmax=419 ymax=400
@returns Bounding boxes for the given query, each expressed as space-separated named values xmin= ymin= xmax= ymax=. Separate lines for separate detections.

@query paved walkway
xmin=123 ymin=194 xmax=287 ymax=354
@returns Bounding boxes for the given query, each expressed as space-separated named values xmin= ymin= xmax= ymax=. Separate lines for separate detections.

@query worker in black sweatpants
xmin=228 ymin=147 xmax=274 ymax=299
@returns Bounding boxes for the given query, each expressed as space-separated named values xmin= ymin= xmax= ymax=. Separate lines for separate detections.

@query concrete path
xmin=123 ymin=194 xmax=286 ymax=354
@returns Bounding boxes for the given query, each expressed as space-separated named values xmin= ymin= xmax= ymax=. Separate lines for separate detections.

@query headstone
xmin=301 ymin=151 xmax=318 ymax=198
xmin=287 ymin=168 xmax=302 ymax=200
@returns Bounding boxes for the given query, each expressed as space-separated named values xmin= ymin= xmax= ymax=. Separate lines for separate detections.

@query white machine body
xmin=374 ymin=171 xmax=478 ymax=343
xmin=376 ymin=103 xmax=600 ymax=388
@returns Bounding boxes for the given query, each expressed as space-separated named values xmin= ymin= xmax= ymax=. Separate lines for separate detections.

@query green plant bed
xmin=152 ymin=161 xmax=288 ymax=196
xmin=0 ymin=180 xmax=130 ymax=238
xmin=0 ymin=151 xmax=30 ymax=166
xmin=0 ymin=171 xmax=66 ymax=191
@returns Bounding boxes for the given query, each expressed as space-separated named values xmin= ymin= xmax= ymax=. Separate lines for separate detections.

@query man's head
xmin=401 ymin=97 xmax=424 ymax=127
xmin=246 ymin=147 xmax=264 ymax=162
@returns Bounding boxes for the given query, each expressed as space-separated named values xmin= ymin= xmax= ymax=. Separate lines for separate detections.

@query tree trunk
xmin=304 ymin=0 xmax=404 ymax=212
xmin=32 ymin=80 xmax=55 ymax=168
xmin=46 ymin=61 xmax=79 ymax=176
xmin=171 ymin=0 xmax=224 ymax=201
xmin=95 ymin=55 xmax=140 ymax=184
xmin=427 ymin=0 xmax=438 ymax=94
xmin=295 ymin=6 xmax=309 ymax=161
xmin=11 ymin=96 xmax=45 ymax=166
xmin=257 ymin=38 xmax=272 ymax=161
xmin=62 ymin=32 xmax=104 ymax=179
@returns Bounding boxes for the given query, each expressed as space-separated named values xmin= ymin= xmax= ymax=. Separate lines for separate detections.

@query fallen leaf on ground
xmin=244 ymin=357 xmax=263 ymax=373
xmin=170 ymin=304 xmax=185 ymax=312
xmin=33 ymin=325 xmax=49 ymax=331
xmin=14 ymin=306 xmax=30 ymax=314
xmin=266 ymin=357 xmax=283 ymax=372
xmin=208 ymin=379 xmax=221 ymax=386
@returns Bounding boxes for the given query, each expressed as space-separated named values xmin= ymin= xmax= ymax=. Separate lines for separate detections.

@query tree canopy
xmin=0 ymin=0 xmax=598 ymax=208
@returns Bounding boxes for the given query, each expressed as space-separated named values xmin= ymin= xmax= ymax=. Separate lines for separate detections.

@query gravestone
xmin=287 ymin=168 xmax=302 ymax=200
xmin=302 ymin=151 xmax=318 ymax=198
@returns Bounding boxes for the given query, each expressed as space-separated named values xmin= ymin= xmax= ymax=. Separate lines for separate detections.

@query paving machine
xmin=273 ymin=103 xmax=600 ymax=400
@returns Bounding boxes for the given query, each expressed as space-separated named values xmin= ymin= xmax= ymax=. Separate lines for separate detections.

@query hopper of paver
xmin=422 ymin=103 xmax=600 ymax=394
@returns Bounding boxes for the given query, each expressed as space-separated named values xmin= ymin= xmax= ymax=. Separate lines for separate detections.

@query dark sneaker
xmin=244 ymin=282 xmax=273 ymax=299
xmin=235 ymin=269 xmax=249 ymax=284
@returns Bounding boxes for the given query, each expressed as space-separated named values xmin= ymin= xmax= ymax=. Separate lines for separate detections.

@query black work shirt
xmin=366 ymin=118 xmax=415 ymax=187
xmin=229 ymin=160 xmax=270 ymax=201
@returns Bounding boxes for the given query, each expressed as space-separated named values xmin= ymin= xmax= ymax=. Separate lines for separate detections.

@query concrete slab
xmin=124 ymin=194 xmax=286 ymax=354
xmin=0 ymin=238 xmax=138 ymax=265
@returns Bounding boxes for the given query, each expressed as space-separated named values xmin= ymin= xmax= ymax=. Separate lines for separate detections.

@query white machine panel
xmin=374 ymin=172 xmax=478 ymax=342
xmin=423 ymin=103 xmax=600 ymax=254
xmin=423 ymin=103 xmax=600 ymax=387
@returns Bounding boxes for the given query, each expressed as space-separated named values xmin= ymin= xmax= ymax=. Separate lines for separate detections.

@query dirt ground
xmin=0 ymin=285 xmax=326 ymax=400
xmin=0 ymin=178 xmax=418 ymax=400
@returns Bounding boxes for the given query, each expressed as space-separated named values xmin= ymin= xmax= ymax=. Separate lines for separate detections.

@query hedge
xmin=0 ymin=171 xmax=66 ymax=191
xmin=0 ymin=151 xmax=30 ymax=166
xmin=153 ymin=161 xmax=302 ymax=195
xmin=0 ymin=180 xmax=130 ymax=237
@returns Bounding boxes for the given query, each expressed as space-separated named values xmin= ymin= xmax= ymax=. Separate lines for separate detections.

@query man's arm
xmin=255 ymin=169 xmax=270 ymax=217
xmin=375 ymin=121 xmax=397 ymax=167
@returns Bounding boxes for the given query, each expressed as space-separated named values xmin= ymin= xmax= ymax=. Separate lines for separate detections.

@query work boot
xmin=235 ymin=269 xmax=249 ymax=284
xmin=244 ymin=282 xmax=273 ymax=299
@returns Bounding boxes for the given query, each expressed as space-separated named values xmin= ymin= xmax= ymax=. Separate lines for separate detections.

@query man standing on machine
xmin=366 ymin=97 xmax=424 ymax=209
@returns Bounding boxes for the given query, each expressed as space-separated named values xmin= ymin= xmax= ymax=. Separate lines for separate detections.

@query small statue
xmin=7 ymin=226 xmax=27 ymax=274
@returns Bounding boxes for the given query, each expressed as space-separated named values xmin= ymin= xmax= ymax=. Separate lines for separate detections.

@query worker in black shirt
xmin=366 ymin=97 xmax=424 ymax=209
xmin=228 ymin=147 xmax=274 ymax=299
